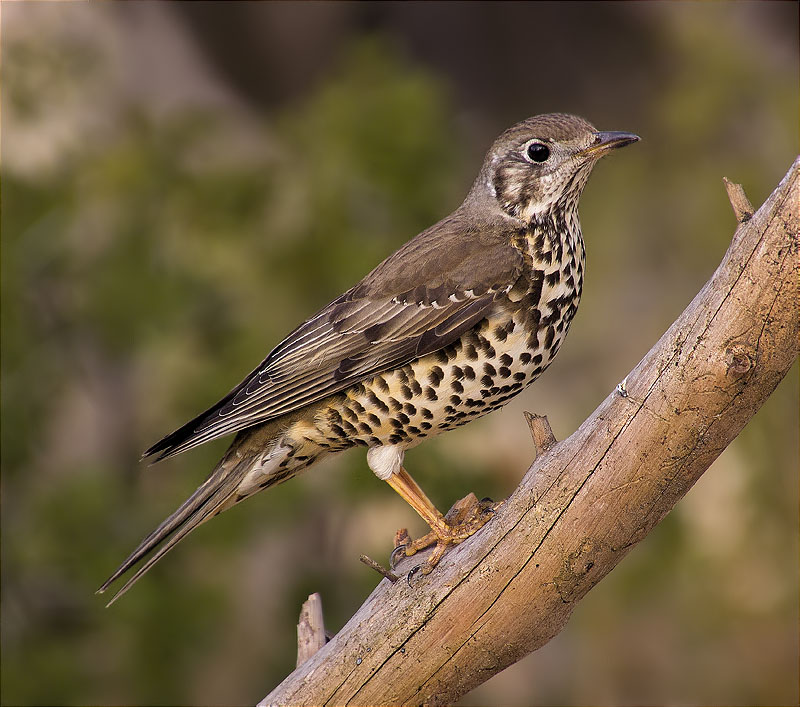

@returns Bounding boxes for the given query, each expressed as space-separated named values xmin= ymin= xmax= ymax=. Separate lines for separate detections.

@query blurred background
xmin=2 ymin=2 xmax=797 ymax=705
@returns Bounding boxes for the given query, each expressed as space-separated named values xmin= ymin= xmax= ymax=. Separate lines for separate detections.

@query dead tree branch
xmin=261 ymin=157 xmax=799 ymax=706
xmin=296 ymin=593 xmax=327 ymax=668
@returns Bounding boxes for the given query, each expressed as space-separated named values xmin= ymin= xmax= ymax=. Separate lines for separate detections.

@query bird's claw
xmin=390 ymin=493 xmax=504 ymax=575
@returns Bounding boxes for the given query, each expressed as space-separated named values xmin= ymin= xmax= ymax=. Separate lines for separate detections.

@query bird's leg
xmin=385 ymin=467 xmax=499 ymax=574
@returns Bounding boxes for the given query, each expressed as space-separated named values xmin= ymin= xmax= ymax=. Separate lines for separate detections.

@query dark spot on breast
xmin=420 ymin=421 xmax=432 ymax=430
xmin=451 ymin=379 xmax=464 ymax=394
xmin=499 ymin=366 xmax=511 ymax=378
xmin=545 ymin=270 xmax=561 ymax=286
xmin=499 ymin=353 xmax=513 ymax=366
xmin=513 ymin=372 xmax=526 ymax=382
xmin=367 ymin=413 xmax=381 ymax=426
xmin=463 ymin=365 xmax=475 ymax=380
xmin=388 ymin=397 xmax=402 ymax=412
xmin=397 ymin=412 xmax=410 ymax=425
xmin=367 ymin=392 xmax=389 ymax=414
xmin=342 ymin=406 xmax=359 ymax=422
xmin=464 ymin=344 xmax=478 ymax=360
xmin=359 ymin=422 xmax=373 ymax=434
xmin=424 ymin=387 xmax=438 ymax=401
xmin=520 ymin=352 xmax=532 ymax=365
xmin=494 ymin=325 xmax=508 ymax=342
xmin=421 ymin=407 xmax=433 ymax=419
xmin=481 ymin=374 xmax=493 ymax=387
xmin=545 ymin=326 xmax=555 ymax=349
xmin=527 ymin=307 xmax=542 ymax=328
xmin=375 ymin=376 xmax=389 ymax=393
xmin=400 ymin=384 xmax=413 ymax=400
xmin=403 ymin=403 xmax=417 ymax=415
xmin=435 ymin=349 xmax=449 ymax=365
xmin=483 ymin=362 xmax=496 ymax=376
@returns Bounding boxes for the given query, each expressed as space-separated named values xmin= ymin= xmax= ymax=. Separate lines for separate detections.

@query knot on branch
xmin=555 ymin=538 xmax=603 ymax=603
xmin=725 ymin=343 xmax=755 ymax=377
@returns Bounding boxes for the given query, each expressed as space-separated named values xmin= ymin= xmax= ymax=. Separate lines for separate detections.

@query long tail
xmin=97 ymin=435 xmax=288 ymax=606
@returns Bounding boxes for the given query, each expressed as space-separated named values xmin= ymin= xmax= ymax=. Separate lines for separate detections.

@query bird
xmin=98 ymin=113 xmax=639 ymax=605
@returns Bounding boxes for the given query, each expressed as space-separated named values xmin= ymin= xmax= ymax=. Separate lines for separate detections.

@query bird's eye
xmin=526 ymin=142 xmax=550 ymax=163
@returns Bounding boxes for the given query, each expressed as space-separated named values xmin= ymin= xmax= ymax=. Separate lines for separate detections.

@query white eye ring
xmin=523 ymin=140 xmax=550 ymax=163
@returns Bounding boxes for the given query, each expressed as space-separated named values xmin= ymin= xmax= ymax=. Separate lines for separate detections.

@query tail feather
xmin=98 ymin=453 xmax=253 ymax=607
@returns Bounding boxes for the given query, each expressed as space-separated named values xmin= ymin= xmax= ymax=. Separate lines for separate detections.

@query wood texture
xmin=296 ymin=593 xmax=327 ymax=668
xmin=260 ymin=157 xmax=799 ymax=707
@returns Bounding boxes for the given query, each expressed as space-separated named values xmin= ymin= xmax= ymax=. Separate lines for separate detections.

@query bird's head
xmin=471 ymin=113 xmax=639 ymax=223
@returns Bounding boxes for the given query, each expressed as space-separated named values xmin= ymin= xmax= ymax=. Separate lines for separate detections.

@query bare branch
xmin=295 ymin=593 xmax=327 ymax=668
xmin=262 ymin=157 xmax=799 ymax=707
xmin=523 ymin=412 xmax=557 ymax=459
xmin=359 ymin=555 xmax=399 ymax=584
xmin=723 ymin=176 xmax=754 ymax=222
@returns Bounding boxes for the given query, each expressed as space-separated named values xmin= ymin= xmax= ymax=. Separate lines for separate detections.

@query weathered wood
xmin=724 ymin=176 xmax=755 ymax=223
xmin=524 ymin=412 xmax=557 ymax=459
xmin=261 ymin=157 xmax=799 ymax=707
xmin=295 ymin=593 xmax=327 ymax=668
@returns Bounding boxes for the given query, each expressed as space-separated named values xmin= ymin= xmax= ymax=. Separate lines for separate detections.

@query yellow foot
xmin=391 ymin=493 xmax=503 ymax=573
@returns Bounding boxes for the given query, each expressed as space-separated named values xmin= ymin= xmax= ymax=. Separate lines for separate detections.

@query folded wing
xmin=144 ymin=214 xmax=522 ymax=461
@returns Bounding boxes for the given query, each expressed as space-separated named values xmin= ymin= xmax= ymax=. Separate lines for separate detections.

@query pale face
xmin=489 ymin=126 xmax=599 ymax=221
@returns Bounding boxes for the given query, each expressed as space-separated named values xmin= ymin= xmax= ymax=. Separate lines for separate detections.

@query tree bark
xmin=260 ymin=157 xmax=799 ymax=707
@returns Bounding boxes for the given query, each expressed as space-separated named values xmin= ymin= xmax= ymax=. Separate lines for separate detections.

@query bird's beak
xmin=578 ymin=131 xmax=640 ymax=158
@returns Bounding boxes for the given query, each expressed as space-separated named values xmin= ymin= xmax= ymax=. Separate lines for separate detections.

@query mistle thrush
xmin=99 ymin=113 xmax=639 ymax=604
